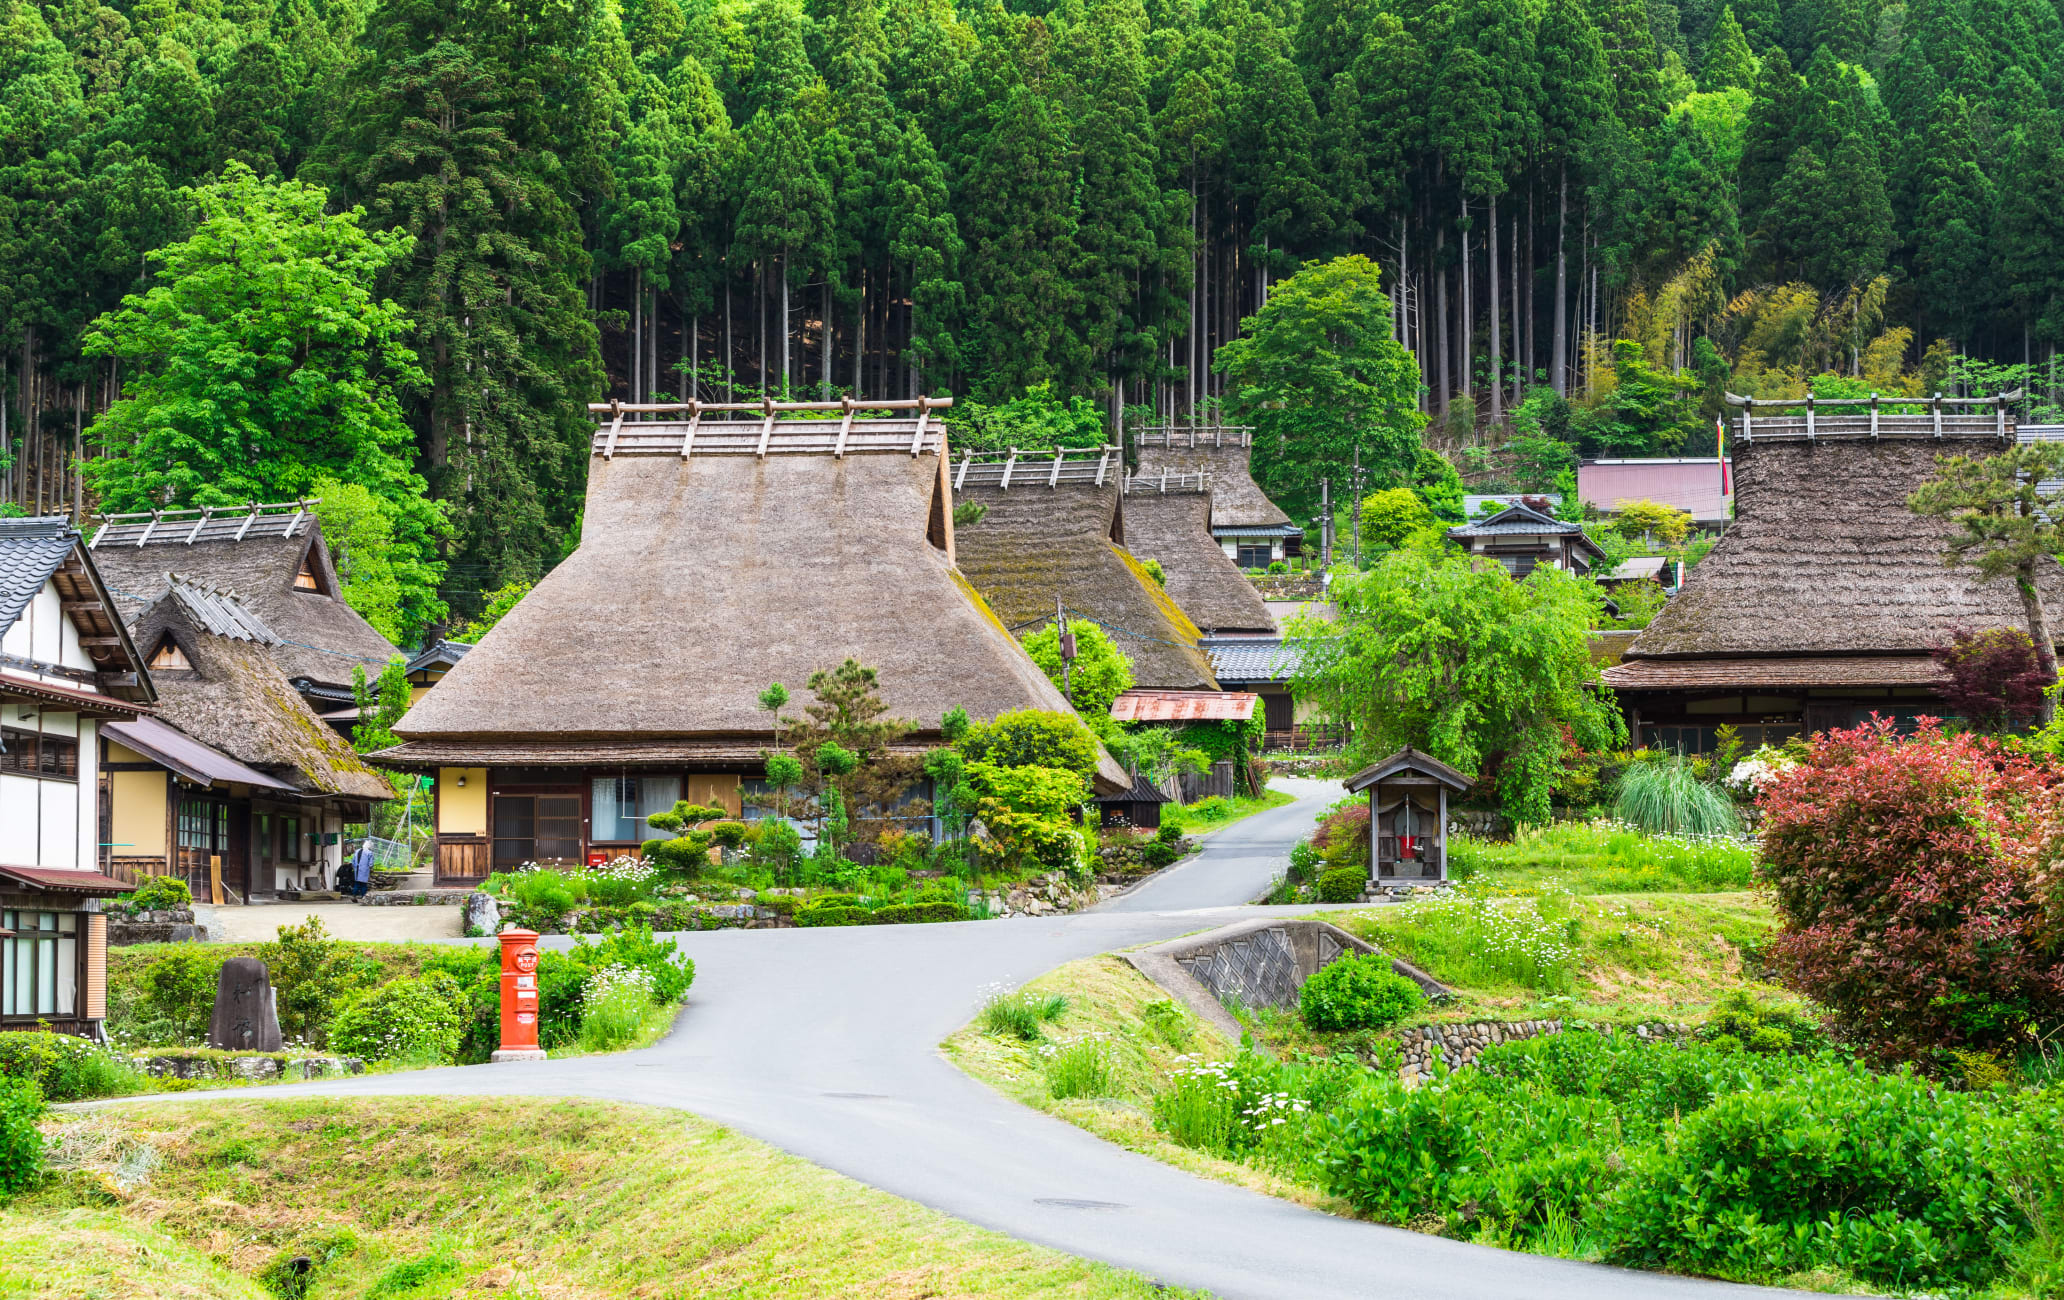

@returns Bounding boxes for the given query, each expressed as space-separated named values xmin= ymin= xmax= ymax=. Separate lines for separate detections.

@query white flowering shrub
xmin=328 ymin=972 xmax=466 ymax=1065
xmin=577 ymin=963 xmax=657 ymax=1051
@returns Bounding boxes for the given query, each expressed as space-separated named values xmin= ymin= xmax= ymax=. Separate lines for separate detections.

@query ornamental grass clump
xmin=978 ymin=989 xmax=1068 ymax=1041
xmin=1298 ymin=953 xmax=1422 ymax=1031
xmin=1614 ymin=753 xmax=1741 ymax=837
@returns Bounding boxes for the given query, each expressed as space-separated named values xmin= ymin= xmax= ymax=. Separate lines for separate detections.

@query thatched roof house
xmin=950 ymin=447 xmax=1218 ymax=689
xmin=1118 ymin=476 xmax=1275 ymax=633
xmin=1133 ymin=426 xmax=1304 ymax=569
xmin=104 ymin=579 xmax=392 ymax=900
xmin=88 ymin=502 xmax=401 ymax=724
xmin=380 ymin=399 xmax=1126 ymax=883
xmin=1604 ymin=394 xmax=2042 ymax=752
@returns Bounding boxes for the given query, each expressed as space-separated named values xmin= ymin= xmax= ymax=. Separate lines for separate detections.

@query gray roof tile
xmin=0 ymin=516 xmax=80 ymax=637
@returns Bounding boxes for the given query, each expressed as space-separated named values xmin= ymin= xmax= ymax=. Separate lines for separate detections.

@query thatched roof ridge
xmin=396 ymin=446 xmax=1129 ymax=792
xmin=89 ymin=524 xmax=398 ymax=691
xmin=133 ymin=584 xmax=393 ymax=801
xmin=1132 ymin=430 xmax=1294 ymax=528
xmin=952 ymin=477 xmax=1218 ymax=690
xmin=1624 ymin=433 xmax=2064 ymax=660
xmin=1116 ymin=490 xmax=1275 ymax=633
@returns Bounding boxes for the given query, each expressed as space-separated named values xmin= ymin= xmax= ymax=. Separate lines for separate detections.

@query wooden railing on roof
xmin=90 ymin=500 xmax=318 ymax=549
xmin=1130 ymin=424 xmax=1255 ymax=449
xmin=585 ymin=396 xmax=954 ymax=459
xmin=1724 ymin=391 xmax=2023 ymax=444
xmin=952 ymin=445 xmax=1120 ymax=490
xmin=1121 ymin=471 xmax=1212 ymax=495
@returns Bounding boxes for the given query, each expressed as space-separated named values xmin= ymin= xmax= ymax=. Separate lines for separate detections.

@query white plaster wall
xmin=75 ymin=718 xmax=98 ymax=870
xmin=39 ymin=778 xmax=78 ymax=868
xmin=0 ymin=773 xmax=35 ymax=864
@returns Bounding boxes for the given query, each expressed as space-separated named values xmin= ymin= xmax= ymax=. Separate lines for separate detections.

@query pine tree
xmin=1644 ymin=113 xmax=1741 ymax=281
xmin=1589 ymin=0 xmax=1665 ymax=129
xmin=1698 ymin=6 xmax=1755 ymax=91
xmin=1997 ymin=110 xmax=2064 ymax=348
xmin=1738 ymin=47 xmax=1804 ymax=271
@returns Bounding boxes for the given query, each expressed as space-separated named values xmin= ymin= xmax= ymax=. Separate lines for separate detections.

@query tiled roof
xmin=1203 ymin=638 xmax=1302 ymax=682
xmin=1212 ymin=524 xmax=1305 ymax=538
xmin=405 ymin=640 xmax=474 ymax=674
xmin=1447 ymin=502 xmax=1582 ymax=537
xmin=0 ymin=516 xmax=78 ymax=636
xmin=0 ymin=864 xmax=130 ymax=896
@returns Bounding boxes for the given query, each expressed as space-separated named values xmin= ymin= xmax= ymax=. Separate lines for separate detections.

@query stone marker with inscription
xmin=207 ymin=956 xmax=284 ymax=1052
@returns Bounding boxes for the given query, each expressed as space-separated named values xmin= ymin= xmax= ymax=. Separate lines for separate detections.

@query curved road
xmin=116 ymin=778 xmax=1791 ymax=1300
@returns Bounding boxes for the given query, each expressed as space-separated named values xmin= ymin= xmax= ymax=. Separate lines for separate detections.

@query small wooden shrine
xmin=1342 ymin=748 xmax=1473 ymax=885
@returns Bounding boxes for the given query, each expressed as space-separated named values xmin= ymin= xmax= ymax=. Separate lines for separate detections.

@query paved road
xmin=112 ymin=778 xmax=1792 ymax=1300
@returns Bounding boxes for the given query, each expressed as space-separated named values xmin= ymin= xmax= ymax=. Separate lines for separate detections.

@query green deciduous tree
xmin=1285 ymin=545 xmax=1623 ymax=822
xmin=1023 ymin=617 xmax=1133 ymax=727
xmin=83 ymin=165 xmax=448 ymax=640
xmin=1216 ymin=254 xmax=1426 ymax=520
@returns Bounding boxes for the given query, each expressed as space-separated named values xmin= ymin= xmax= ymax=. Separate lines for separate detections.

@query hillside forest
xmin=4 ymin=0 xmax=2064 ymax=631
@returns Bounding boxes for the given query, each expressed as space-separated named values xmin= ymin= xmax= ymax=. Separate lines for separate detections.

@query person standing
xmin=344 ymin=839 xmax=377 ymax=896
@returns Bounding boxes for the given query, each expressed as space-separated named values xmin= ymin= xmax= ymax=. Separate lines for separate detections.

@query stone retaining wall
xmin=1394 ymin=1018 xmax=1692 ymax=1080
xmin=128 ymin=1053 xmax=366 ymax=1081
xmin=354 ymin=889 xmax=474 ymax=906
xmin=108 ymin=909 xmax=206 ymax=945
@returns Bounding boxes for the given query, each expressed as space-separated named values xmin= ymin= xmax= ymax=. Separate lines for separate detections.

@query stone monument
xmin=207 ymin=956 xmax=284 ymax=1052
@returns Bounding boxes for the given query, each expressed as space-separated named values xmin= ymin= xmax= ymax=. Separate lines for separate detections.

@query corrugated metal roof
xmin=1109 ymin=688 xmax=1258 ymax=722
xmin=103 ymin=717 xmax=298 ymax=791
xmin=167 ymin=579 xmax=279 ymax=644
xmin=0 ymin=864 xmax=130 ymax=896
xmin=1212 ymin=524 xmax=1304 ymax=538
xmin=1203 ymin=638 xmax=1302 ymax=682
xmin=0 ymin=517 xmax=78 ymax=637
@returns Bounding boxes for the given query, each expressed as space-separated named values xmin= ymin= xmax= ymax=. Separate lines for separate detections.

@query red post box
xmin=490 ymin=929 xmax=549 ymax=1062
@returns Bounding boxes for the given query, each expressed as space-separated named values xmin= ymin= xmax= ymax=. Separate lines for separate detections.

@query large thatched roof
xmin=1118 ymin=486 xmax=1275 ymax=633
xmin=1133 ymin=429 xmax=1294 ymax=528
xmin=90 ymin=505 xmax=399 ymax=693
xmin=1610 ymin=430 xmax=2063 ymax=686
xmin=953 ymin=462 xmax=1217 ymax=690
xmin=393 ymin=422 xmax=1129 ymax=791
xmin=132 ymin=581 xmax=393 ymax=801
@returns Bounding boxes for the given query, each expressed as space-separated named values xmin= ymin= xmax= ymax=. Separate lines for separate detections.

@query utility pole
xmin=1056 ymin=598 xmax=1076 ymax=700
xmin=1350 ymin=447 xmax=1363 ymax=569
xmin=1320 ymin=478 xmax=1331 ymax=569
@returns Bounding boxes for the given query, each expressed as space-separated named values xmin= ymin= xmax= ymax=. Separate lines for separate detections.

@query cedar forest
xmin=4 ymin=0 xmax=2064 ymax=636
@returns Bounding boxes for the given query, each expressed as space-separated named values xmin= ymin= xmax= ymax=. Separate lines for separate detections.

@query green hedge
xmin=1317 ymin=866 xmax=1366 ymax=903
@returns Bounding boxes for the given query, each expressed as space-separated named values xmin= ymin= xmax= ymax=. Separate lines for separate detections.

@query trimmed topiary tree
xmin=1299 ymin=952 xmax=1423 ymax=1031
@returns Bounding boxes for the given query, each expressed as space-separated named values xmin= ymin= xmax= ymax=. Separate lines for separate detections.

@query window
xmin=1499 ymin=554 xmax=1538 ymax=578
xmin=1 ymin=910 xmax=78 ymax=1018
xmin=0 ymin=727 xmax=78 ymax=781
xmin=148 ymin=636 xmax=190 ymax=670
xmin=1236 ymin=542 xmax=1272 ymax=568
xmin=279 ymin=815 xmax=304 ymax=862
xmin=590 ymin=776 xmax=680 ymax=842
xmin=493 ymin=793 xmax=582 ymax=865
xmin=178 ymin=801 xmax=230 ymax=851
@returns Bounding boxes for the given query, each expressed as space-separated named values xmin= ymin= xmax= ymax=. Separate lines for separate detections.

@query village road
xmin=107 ymin=778 xmax=1796 ymax=1300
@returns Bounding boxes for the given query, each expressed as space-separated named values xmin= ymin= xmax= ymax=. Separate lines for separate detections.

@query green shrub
xmin=328 ymin=972 xmax=467 ymax=1064
xmin=1298 ymin=953 xmax=1422 ymax=1031
xmin=366 ymin=1247 xmax=461 ymax=1298
xmin=1599 ymin=1063 xmax=2023 ymax=1288
xmin=649 ymin=835 xmax=712 ymax=874
xmin=1042 ymin=1037 xmax=1113 ymax=1098
xmin=1140 ymin=838 xmax=1181 ymax=870
xmin=707 ymin=821 xmax=748 ymax=848
xmin=979 ymin=990 xmax=1068 ymax=1041
xmin=0 ymin=1032 xmax=144 ymax=1101
xmin=568 ymin=926 xmax=695 ymax=1003
xmin=753 ymin=893 xmax=796 ymax=916
xmin=1140 ymin=999 xmax=1195 ymax=1050
xmin=1187 ymin=796 xmax=1231 ymax=822
xmin=1316 ymin=866 xmax=1366 ymax=903
xmin=120 ymin=875 xmax=191 ymax=912
xmin=259 ymin=916 xmax=358 ymax=1048
xmin=867 ymin=901 xmax=963 ymax=925
xmin=794 ymin=901 xmax=869 ymax=927
xmin=133 ymin=947 xmax=226 ymax=1045
xmin=0 ymin=1076 xmax=45 ymax=1197
xmin=1614 ymin=754 xmax=1740 ymax=837
xmin=1153 ymin=820 xmax=1181 ymax=846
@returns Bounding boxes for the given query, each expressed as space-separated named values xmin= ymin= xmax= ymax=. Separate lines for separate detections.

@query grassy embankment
xmin=8 ymin=1098 xmax=1197 ymax=1299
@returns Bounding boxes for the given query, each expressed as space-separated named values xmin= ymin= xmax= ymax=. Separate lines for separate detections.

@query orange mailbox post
xmin=491 ymin=929 xmax=549 ymax=1062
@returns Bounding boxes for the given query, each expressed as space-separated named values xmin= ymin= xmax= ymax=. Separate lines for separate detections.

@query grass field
xmin=13 ymin=1098 xmax=1198 ymax=1299
xmin=1447 ymin=820 xmax=1756 ymax=894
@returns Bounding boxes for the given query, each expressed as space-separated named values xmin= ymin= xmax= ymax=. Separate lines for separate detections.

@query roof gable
xmin=1131 ymin=427 xmax=1296 ymax=529
xmin=0 ymin=516 xmax=153 ymax=702
xmin=1344 ymin=746 xmax=1473 ymax=793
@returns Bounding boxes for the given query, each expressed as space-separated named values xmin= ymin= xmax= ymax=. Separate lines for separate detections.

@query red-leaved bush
xmin=1757 ymin=718 xmax=2064 ymax=1064
xmin=1930 ymin=625 xmax=2051 ymax=733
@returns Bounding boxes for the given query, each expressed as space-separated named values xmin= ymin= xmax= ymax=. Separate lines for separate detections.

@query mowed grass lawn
xmin=7 ymin=1098 xmax=1198 ymax=1299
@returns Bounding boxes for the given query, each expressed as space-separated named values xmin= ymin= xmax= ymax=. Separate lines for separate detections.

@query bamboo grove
xmin=4 ymin=0 xmax=2064 ymax=592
